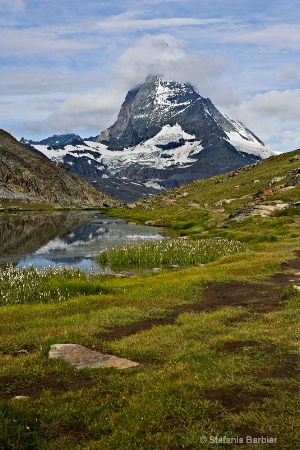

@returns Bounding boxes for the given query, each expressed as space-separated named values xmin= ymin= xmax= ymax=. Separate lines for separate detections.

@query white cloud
xmin=0 ymin=0 xmax=25 ymax=12
xmin=116 ymin=34 xmax=234 ymax=100
xmin=0 ymin=28 xmax=97 ymax=56
xmin=94 ymin=12 xmax=222 ymax=33
xmin=22 ymin=87 xmax=125 ymax=135
xmin=229 ymin=89 xmax=300 ymax=123
xmin=225 ymin=24 xmax=300 ymax=50
xmin=275 ymin=63 xmax=300 ymax=86
xmin=225 ymin=89 xmax=300 ymax=152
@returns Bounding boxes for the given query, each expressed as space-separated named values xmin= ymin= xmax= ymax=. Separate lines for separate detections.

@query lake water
xmin=0 ymin=211 xmax=164 ymax=272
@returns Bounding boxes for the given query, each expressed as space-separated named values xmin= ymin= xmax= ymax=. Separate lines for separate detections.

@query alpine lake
xmin=0 ymin=210 xmax=165 ymax=272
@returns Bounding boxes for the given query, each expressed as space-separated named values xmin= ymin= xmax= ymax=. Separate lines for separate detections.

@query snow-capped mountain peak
xmin=22 ymin=75 xmax=274 ymax=202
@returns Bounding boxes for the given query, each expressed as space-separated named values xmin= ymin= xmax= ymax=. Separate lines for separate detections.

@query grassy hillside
xmin=1 ymin=149 xmax=300 ymax=449
xmin=110 ymin=148 xmax=300 ymax=232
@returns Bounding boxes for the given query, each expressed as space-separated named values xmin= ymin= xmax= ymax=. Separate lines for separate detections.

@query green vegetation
xmin=97 ymin=237 xmax=246 ymax=269
xmin=2 ymin=149 xmax=300 ymax=448
xmin=0 ymin=265 xmax=109 ymax=306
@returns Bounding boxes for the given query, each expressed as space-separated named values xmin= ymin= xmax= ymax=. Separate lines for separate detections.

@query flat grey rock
xmin=49 ymin=344 xmax=139 ymax=369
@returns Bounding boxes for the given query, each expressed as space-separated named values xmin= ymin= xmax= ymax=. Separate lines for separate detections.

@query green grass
xmin=1 ymin=238 xmax=300 ymax=448
xmin=2 ymin=149 xmax=300 ymax=448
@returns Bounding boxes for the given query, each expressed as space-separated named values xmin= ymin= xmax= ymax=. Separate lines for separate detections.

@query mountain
xmin=22 ymin=75 xmax=274 ymax=202
xmin=20 ymin=133 xmax=84 ymax=148
xmin=0 ymin=129 xmax=121 ymax=208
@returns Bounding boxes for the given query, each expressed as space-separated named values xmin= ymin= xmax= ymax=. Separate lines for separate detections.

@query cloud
xmin=225 ymin=24 xmax=300 ymax=50
xmin=275 ymin=63 xmax=300 ymax=86
xmin=94 ymin=12 xmax=222 ymax=33
xmin=225 ymin=89 xmax=300 ymax=152
xmin=0 ymin=68 xmax=115 ymax=97
xmin=0 ymin=0 xmax=25 ymax=12
xmin=0 ymin=28 xmax=97 ymax=56
xmin=22 ymin=87 xmax=126 ymax=135
xmin=115 ymin=34 xmax=235 ymax=100
xmin=229 ymin=89 xmax=300 ymax=123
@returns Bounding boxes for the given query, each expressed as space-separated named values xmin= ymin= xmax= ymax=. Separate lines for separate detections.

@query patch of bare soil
xmin=100 ymin=255 xmax=300 ymax=341
xmin=203 ymin=388 xmax=271 ymax=414
xmin=98 ymin=279 xmax=284 ymax=341
xmin=0 ymin=373 xmax=95 ymax=401
xmin=222 ymin=341 xmax=300 ymax=380
xmin=256 ymin=353 xmax=300 ymax=380
xmin=222 ymin=340 xmax=261 ymax=352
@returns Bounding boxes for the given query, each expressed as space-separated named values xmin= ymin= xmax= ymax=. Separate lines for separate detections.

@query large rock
xmin=49 ymin=344 xmax=139 ymax=369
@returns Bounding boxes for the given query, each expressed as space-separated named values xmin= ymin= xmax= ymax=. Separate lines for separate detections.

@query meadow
xmin=2 ymin=151 xmax=300 ymax=449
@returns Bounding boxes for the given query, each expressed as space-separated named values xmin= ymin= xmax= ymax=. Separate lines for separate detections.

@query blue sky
xmin=1 ymin=0 xmax=300 ymax=152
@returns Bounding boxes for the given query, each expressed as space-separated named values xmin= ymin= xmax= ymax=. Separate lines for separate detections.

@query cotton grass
xmin=0 ymin=265 xmax=89 ymax=306
xmin=97 ymin=237 xmax=247 ymax=269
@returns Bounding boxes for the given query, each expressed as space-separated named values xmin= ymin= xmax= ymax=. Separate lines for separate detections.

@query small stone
xmin=13 ymin=396 xmax=30 ymax=401
xmin=145 ymin=220 xmax=157 ymax=226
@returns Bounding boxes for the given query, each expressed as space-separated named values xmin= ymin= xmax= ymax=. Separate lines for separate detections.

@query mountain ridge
xmin=0 ymin=129 xmax=121 ymax=208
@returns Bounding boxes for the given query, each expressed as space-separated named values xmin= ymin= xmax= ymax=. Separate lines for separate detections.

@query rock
xmin=274 ymin=203 xmax=289 ymax=210
xmin=113 ymin=273 xmax=129 ymax=278
xmin=49 ymin=344 xmax=139 ymax=369
xmin=12 ymin=396 xmax=30 ymax=401
xmin=271 ymin=176 xmax=285 ymax=184
xmin=145 ymin=220 xmax=157 ymax=226
xmin=288 ymin=156 xmax=300 ymax=162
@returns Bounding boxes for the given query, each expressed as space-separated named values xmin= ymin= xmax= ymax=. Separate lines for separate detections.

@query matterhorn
xmin=26 ymin=75 xmax=274 ymax=202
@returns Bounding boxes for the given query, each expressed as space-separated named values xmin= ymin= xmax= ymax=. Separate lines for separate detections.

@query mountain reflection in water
xmin=0 ymin=211 xmax=164 ymax=271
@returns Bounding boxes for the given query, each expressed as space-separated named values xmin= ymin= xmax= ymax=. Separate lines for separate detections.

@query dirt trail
xmin=100 ymin=250 xmax=300 ymax=341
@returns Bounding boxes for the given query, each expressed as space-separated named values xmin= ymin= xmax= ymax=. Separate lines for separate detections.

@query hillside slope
xmin=0 ymin=130 xmax=121 ymax=208
xmin=111 ymin=148 xmax=300 ymax=233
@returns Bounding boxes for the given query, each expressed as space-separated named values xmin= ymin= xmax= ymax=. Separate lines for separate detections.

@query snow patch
xmin=226 ymin=132 xmax=274 ymax=159
xmin=144 ymin=180 xmax=165 ymax=190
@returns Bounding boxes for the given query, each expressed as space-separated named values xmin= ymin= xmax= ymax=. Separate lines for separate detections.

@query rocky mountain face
xmin=22 ymin=75 xmax=274 ymax=202
xmin=0 ymin=130 xmax=121 ymax=208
